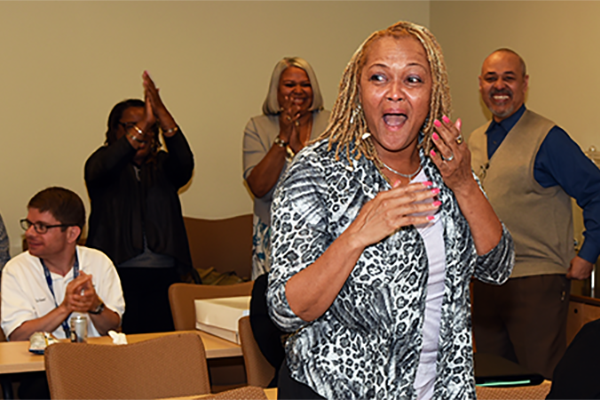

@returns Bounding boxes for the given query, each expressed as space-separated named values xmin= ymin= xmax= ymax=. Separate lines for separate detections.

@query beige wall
xmin=0 ymin=1 xmax=429 ymax=256
xmin=430 ymin=1 xmax=600 ymax=249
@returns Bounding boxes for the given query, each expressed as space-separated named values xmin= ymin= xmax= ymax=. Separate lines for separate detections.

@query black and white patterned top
xmin=268 ymin=139 xmax=514 ymax=400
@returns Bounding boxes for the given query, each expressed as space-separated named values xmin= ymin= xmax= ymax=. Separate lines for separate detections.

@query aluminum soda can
xmin=70 ymin=315 xmax=88 ymax=343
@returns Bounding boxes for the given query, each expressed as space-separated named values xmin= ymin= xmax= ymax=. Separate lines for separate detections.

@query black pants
xmin=117 ymin=267 xmax=179 ymax=334
xmin=17 ymin=372 xmax=50 ymax=399
xmin=277 ymin=361 xmax=325 ymax=400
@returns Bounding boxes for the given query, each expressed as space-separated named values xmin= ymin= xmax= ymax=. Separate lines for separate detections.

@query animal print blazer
xmin=268 ymin=139 xmax=514 ymax=400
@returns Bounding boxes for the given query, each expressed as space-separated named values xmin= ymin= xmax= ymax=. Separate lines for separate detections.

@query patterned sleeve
xmin=473 ymin=224 xmax=515 ymax=285
xmin=267 ymin=150 xmax=332 ymax=332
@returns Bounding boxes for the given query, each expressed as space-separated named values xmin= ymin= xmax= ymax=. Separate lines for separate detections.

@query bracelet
xmin=128 ymin=133 xmax=143 ymax=143
xmin=285 ymin=145 xmax=296 ymax=161
xmin=164 ymin=126 xmax=179 ymax=135
xmin=274 ymin=137 xmax=288 ymax=148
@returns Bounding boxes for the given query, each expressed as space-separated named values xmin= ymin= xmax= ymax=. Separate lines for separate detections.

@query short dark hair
xmin=28 ymin=187 xmax=85 ymax=230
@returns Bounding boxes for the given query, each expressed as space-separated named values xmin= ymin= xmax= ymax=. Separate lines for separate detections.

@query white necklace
xmin=380 ymin=160 xmax=422 ymax=179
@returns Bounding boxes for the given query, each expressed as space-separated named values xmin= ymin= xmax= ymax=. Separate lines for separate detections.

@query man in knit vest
xmin=468 ymin=48 xmax=600 ymax=379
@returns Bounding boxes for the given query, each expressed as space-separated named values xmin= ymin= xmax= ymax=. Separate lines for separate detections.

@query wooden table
xmin=0 ymin=330 xmax=241 ymax=375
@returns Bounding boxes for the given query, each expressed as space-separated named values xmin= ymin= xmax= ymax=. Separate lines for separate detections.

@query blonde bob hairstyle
xmin=318 ymin=21 xmax=452 ymax=163
xmin=262 ymin=57 xmax=325 ymax=116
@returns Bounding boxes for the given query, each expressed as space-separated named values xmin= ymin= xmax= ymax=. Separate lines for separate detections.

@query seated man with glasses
xmin=1 ymin=186 xmax=125 ymax=343
xmin=1 ymin=187 xmax=125 ymax=399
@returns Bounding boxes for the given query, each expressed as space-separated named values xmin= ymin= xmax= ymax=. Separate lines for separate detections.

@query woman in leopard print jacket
xmin=268 ymin=21 xmax=514 ymax=400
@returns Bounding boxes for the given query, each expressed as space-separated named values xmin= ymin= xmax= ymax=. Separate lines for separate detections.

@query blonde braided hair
xmin=317 ymin=21 xmax=452 ymax=163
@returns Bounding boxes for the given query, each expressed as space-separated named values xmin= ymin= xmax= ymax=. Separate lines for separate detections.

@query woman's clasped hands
xmin=142 ymin=70 xmax=178 ymax=136
xmin=278 ymin=95 xmax=310 ymax=155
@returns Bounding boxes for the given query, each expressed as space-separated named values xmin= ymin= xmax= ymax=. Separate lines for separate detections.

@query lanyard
xmin=41 ymin=252 xmax=80 ymax=337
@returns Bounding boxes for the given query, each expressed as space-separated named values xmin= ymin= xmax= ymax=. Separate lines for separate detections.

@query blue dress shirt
xmin=486 ymin=105 xmax=600 ymax=264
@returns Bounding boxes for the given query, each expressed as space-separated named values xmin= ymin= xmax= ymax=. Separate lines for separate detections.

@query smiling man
xmin=2 ymin=187 xmax=125 ymax=340
xmin=1 ymin=187 xmax=125 ymax=398
xmin=468 ymin=49 xmax=600 ymax=379
xmin=1 ymin=187 xmax=125 ymax=342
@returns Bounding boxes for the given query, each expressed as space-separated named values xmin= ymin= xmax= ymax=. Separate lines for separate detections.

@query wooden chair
xmin=238 ymin=316 xmax=276 ymax=387
xmin=168 ymin=282 xmax=254 ymax=391
xmin=183 ymin=215 xmax=253 ymax=280
xmin=45 ymin=332 xmax=211 ymax=399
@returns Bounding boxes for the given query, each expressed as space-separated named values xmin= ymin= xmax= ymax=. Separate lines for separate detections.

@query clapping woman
xmin=268 ymin=22 xmax=514 ymax=399
xmin=85 ymin=72 xmax=194 ymax=334
xmin=243 ymin=58 xmax=330 ymax=280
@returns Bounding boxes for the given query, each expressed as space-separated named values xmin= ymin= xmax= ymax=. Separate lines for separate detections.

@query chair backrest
xmin=238 ymin=316 xmax=276 ymax=388
xmin=183 ymin=215 xmax=253 ymax=280
xmin=169 ymin=282 xmax=254 ymax=331
xmin=45 ymin=333 xmax=211 ymax=399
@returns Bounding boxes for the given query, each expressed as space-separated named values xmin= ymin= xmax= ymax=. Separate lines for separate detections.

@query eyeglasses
xmin=118 ymin=121 xmax=139 ymax=130
xmin=118 ymin=121 xmax=159 ymax=135
xmin=20 ymin=219 xmax=72 ymax=234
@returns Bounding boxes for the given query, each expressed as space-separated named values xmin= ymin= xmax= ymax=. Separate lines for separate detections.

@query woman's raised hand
xmin=347 ymin=181 xmax=441 ymax=248
xmin=429 ymin=115 xmax=503 ymax=255
xmin=429 ymin=116 xmax=475 ymax=194
xmin=142 ymin=71 xmax=177 ymax=136
xmin=278 ymin=95 xmax=305 ymax=144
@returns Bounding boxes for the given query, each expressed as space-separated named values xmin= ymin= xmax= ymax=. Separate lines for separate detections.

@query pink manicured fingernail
xmin=430 ymin=149 xmax=436 ymax=157
xmin=431 ymin=188 xmax=440 ymax=194
xmin=422 ymin=181 xmax=433 ymax=187
xmin=427 ymin=215 xmax=435 ymax=221
xmin=433 ymin=200 xmax=442 ymax=207
xmin=442 ymin=115 xmax=450 ymax=124
xmin=433 ymin=119 xmax=441 ymax=127
xmin=456 ymin=118 xmax=462 ymax=130
xmin=432 ymin=133 xmax=440 ymax=141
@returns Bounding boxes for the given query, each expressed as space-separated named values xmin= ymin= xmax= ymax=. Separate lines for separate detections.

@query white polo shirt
xmin=1 ymin=246 xmax=125 ymax=340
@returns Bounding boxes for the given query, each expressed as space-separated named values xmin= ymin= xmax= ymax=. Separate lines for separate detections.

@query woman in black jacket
xmin=85 ymin=71 xmax=194 ymax=334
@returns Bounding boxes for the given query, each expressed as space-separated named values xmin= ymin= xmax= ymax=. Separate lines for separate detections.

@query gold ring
xmin=286 ymin=116 xmax=291 ymax=122
xmin=294 ymin=121 xmax=299 ymax=127
xmin=456 ymin=135 xmax=464 ymax=145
